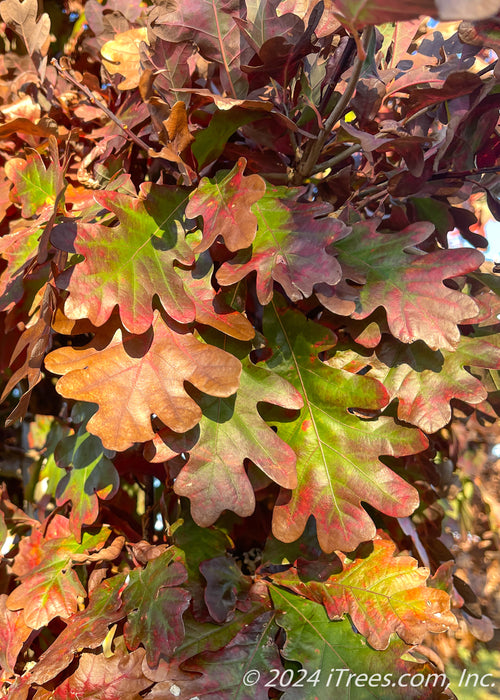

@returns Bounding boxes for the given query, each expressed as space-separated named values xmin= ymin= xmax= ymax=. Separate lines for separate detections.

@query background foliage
xmin=0 ymin=0 xmax=500 ymax=698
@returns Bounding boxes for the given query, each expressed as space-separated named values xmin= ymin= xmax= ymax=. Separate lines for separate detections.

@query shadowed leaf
xmin=273 ymin=538 xmax=455 ymax=650
xmin=122 ymin=548 xmax=191 ymax=667
xmin=150 ymin=359 xmax=302 ymax=526
xmin=51 ymin=184 xmax=196 ymax=334
xmin=264 ymin=300 xmax=427 ymax=553
xmin=45 ymin=311 xmax=242 ymax=451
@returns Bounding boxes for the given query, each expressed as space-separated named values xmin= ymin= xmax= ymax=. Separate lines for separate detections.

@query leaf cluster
xmin=1 ymin=0 xmax=500 ymax=697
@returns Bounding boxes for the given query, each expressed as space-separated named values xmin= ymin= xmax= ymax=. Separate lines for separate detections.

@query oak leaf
xmin=122 ymin=548 xmax=191 ymax=667
xmin=54 ymin=423 xmax=119 ymax=541
xmin=264 ymin=300 xmax=427 ymax=553
xmin=148 ymin=359 xmax=303 ymax=525
xmin=177 ymin=260 xmax=255 ymax=340
xmin=0 ymin=0 xmax=50 ymax=55
xmin=29 ymin=575 xmax=127 ymax=685
xmin=32 ymin=647 xmax=151 ymax=700
xmin=333 ymin=220 xmax=482 ymax=351
xmin=0 ymin=594 xmax=31 ymax=675
xmin=217 ymin=186 xmax=350 ymax=304
xmin=172 ymin=613 xmax=283 ymax=699
xmin=272 ymin=538 xmax=455 ymax=650
xmin=185 ymin=158 xmax=266 ymax=253
xmin=51 ymin=184 xmax=196 ymax=334
xmin=101 ymin=28 xmax=149 ymax=90
xmin=44 ymin=311 xmax=242 ymax=451
xmin=7 ymin=516 xmax=111 ymax=628
xmin=271 ymin=586 xmax=446 ymax=700
xmin=5 ymin=151 xmax=60 ymax=218
xmin=329 ymin=333 xmax=500 ymax=433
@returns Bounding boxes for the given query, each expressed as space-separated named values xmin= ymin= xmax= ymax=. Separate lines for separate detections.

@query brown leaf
xmin=162 ymin=100 xmax=194 ymax=156
xmin=1 ymin=283 xmax=56 ymax=427
xmin=44 ymin=311 xmax=242 ymax=451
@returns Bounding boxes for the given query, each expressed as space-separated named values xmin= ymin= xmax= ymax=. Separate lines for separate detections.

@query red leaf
xmin=0 ymin=594 xmax=31 ymax=675
xmin=333 ymin=220 xmax=483 ymax=351
xmin=217 ymin=186 xmax=350 ymax=304
xmin=7 ymin=516 xmax=111 ymax=628
xmin=186 ymin=158 xmax=266 ymax=253
xmin=149 ymin=359 xmax=303 ymax=526
xmin=272 ymin=538 xmax=456 ymax=650
xmin=32 ymin=646 xmax=151 ymax=700
xmin=122 ymin=548 xmax=191 ymax=667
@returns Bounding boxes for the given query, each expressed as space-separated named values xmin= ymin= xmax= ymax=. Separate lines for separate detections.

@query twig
xmin=292 ymin=26 xmax=374 ymax=184
xmin=51 ymin=58 xmax=151 ymax=153
xmin=310 ymin=144 xmax=360 ymax=175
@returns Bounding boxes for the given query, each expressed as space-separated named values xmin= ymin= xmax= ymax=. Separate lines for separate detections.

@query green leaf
xmin=271 ymin=586 xmax=447 ymax=699
xmin=333 ymin=220 xmax=483 ymax=350
xmin=6 ymin=515 xmax=111 ymax=628
xmin=5 ymin=151 xmax=60 ymax=218
xmin=263 ymin=299 xmax=427 ymax=553
xmin=192 ymin=108 xmax=271 ymax=168
xmin=54 ymin=425 xmax=119 ymax=541
xmin=51 ymin=184 xmax=196 ymax=334
xmin=272 ymin=538 xmax=455 ymax=650
xmin=150 ymin=358 xmax=303 ymax=526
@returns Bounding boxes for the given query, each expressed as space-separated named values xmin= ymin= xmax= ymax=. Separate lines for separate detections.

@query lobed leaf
xmin=271 ymin=586 xmax=447 ymax=699
xmin=264 ymin=300 xmax=427 ymax=553
xmin=32 ymin=647 xmax=151 ymax=700
xmin=186 ymin=158 xmax=266 ymax=253
xmin=5 ymin=151 xmax=60 ymax=218
xmin=54 ymin=425 xmax=119 ymax=541
xmin=122 ymin=548 xmax=191 ymax=667
xmin=150 ymin=359 xmax=303 ymax=525
xmin=218 ymin=186 xmax=350 ymax=304
xmin=29 ymin=575 xmax=127 ymax=685
xmin=51 ymin=184 xmax=196 ymax=334
xmin=101 ymin=28 xmax=149 ymax=90
xmin=7 ymin=515 xmax=111 ymax=628
xmin=45 ymin=311 xmax=242 ymax=451
xmin=332 ymin=220 xmax=483 ymax=351
xmin=272 ymin=538 xmax=455 ymax=650
xmin=172 ymin=613 xmax=284 ymax=699
xmin=0 ymin=594 xmax=31 ymax=675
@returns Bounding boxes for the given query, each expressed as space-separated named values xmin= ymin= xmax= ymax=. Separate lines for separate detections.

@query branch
xmin=292 ymin=26 xmax=374 ymax=184
xmin=310 ymin=144 xmax=360 ymax=175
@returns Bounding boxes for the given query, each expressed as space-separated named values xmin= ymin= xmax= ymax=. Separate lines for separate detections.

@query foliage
xmin=0 ymin=0 xmax=500 ymax=697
